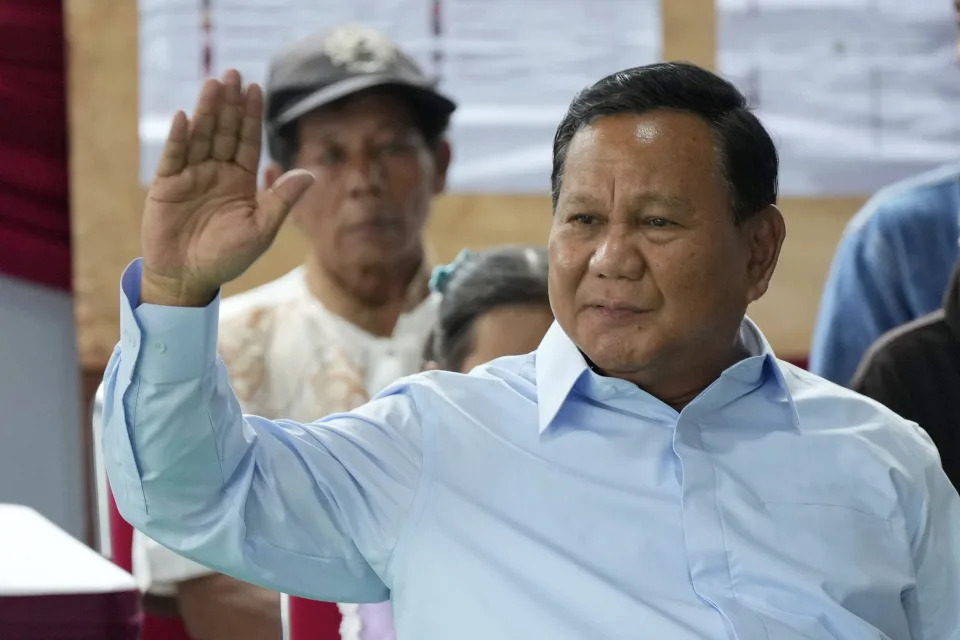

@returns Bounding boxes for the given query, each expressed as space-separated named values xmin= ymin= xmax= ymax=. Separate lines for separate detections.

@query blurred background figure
xmin=851 ymin=258 xmax=960 ymax=487
xmin=423 ymin=246 xmax=553 ymax=373
xmin=130 ymin=24 xmax=454 ymax=640
xmin=809 ymin=0 xmax=960 ymax=386
xmin=810 ymin=164 xmax=960 ymax=385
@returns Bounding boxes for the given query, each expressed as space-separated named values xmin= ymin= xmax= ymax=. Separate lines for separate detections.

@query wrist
xmin=140 ymin=269 xmax=218 ymax=308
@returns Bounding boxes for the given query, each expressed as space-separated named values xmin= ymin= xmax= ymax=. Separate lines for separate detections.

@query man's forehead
xmin=560 ymin=112 xmax=723 ymax=190
xmin=559 ymin=137 xmax=674 ymax=194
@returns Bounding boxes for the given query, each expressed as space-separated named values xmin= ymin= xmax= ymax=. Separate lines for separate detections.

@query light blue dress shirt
xmin=104 ymin=259 xmax=960 ymax=640
xmin=811 ymin=163 xmax=960 ymax=386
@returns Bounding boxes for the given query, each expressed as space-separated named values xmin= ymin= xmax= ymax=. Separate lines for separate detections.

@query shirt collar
xmin=534 ymin=317 xmax=799 ymax=434
xmin=535 ymin=322 xmax=591 ymax=433
xmin=711 ymin=317 xmax=800 ymax=431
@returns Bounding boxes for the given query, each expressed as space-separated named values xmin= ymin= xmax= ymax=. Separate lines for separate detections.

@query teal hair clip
xmin=429 ymin=249 xmax=473 ymax=294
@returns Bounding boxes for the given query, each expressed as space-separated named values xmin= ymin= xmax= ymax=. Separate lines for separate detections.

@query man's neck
xmin=658 ymin=341 xmax=751 ymax=411
xmin=304 ymin=251 xmax=429 ymax=338
xmin=602 ymin=339 xmax=750 ymax=412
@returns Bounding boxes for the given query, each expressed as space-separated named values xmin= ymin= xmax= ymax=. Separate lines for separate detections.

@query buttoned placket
xmin=673 ymin=397 xmax=771 ymax=640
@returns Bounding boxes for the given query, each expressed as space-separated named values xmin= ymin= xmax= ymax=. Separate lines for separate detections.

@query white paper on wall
xmin=138 ymin=0 xmax=661 ymax=192
xmin=718 ymin=0 xmax=960 ymax=196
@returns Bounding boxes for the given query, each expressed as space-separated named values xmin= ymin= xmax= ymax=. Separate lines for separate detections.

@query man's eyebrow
xmin=559 ymin=193 xmax=691 ymax=212
xmin=638 ymin=194 xmax=692 ymax=212
xmin=558 ymin=193 xmax=603 ymax=210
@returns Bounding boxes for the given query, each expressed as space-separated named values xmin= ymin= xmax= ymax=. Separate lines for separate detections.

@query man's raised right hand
xmin=140 ymin=69 xmax=315 ymax=307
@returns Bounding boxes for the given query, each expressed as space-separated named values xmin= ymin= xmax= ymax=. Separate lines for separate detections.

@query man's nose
xmin=345 ymin=150 xmax=383 ymax=197
xmin=589 ymin=224 xmax=646 ymax=280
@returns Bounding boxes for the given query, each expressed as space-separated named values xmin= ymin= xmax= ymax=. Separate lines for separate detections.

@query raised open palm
xmin=141 ymin=69 xmax=314 ymax=306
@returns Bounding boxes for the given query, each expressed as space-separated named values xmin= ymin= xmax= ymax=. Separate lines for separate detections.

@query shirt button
xmin=154 ymin=341 xmax=166 ymax=354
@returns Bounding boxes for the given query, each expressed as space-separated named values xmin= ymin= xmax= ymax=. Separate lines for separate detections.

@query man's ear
xmin=743 ymin=204 xmax=786 ymax=304
xmin=431 ymin=140 xmax=452 ymax=194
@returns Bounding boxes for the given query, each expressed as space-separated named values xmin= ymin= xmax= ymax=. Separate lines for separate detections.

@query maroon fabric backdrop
xmin=0 ymin=0 xmax=71 ymax=290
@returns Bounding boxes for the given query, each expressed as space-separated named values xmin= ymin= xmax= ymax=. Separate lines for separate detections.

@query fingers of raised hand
xmin=234 ymin=83 xmax=264 ymax=175
xmin=186 ymin=78 xmax=224 ymax=165
xmin=211 ymin=69 xmax=245 ymax=162
xmin=156 ymin=110 xmax=190 ymax=177
xmin=160 ymin=69 xmax=263 ymax=177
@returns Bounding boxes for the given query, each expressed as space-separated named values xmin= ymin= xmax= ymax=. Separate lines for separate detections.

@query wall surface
xmin=66 ymin=0 xmax=864 ymax=370
xmin=0 ymin=274 xmax=85 ymax=539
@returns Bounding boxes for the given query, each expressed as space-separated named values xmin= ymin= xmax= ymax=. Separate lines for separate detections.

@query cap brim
xmin=273 ymin=74 xmax=456 ymax=128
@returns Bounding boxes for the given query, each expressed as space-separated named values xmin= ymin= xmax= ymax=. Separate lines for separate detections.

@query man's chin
xmin=578 ymin=337 xmax=659 ymax=378
xmin=335 ymin=246 xmax=411 ymax=268
xmin=341 ymin=223 xmax=407 ymax=247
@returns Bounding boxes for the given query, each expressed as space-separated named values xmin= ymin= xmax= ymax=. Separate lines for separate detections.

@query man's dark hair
xmin=273 ymin=88 xmax=450 ymax=168
xmin=551 ymin=62 xmax=778 ymax=225
xmin=424 ymin=246 xmax=551 ymax=372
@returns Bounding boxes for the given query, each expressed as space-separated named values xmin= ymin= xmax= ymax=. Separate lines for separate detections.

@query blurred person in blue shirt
xmin=810 ymin=0 xmax=960 ymax=385
xmin=101 ymin=62 xmax=960 ymax=640
xmin=810 ymin=164 xmax=960 ymax=385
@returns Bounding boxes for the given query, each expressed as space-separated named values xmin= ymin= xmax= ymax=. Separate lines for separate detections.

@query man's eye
xmin=647 ymin=217 xmax=672 ymax=228
xmin=569 ymin=214 xmax=597 ymax=225
xmin=320 ymin=147 xmax=346 ymax=164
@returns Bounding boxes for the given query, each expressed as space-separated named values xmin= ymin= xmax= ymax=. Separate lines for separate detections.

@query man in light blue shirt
xmin=103 ymin=63 xmax=960 ymax=639
xmin=810 ymin=164 xmax=960 ymax=386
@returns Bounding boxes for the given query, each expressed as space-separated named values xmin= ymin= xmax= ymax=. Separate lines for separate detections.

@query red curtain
xmin=0 ymin=0 xmax=71 ymax=291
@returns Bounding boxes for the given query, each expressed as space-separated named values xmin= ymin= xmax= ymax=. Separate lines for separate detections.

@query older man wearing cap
xmin=128 ymin=24 xmax=453 ymax=640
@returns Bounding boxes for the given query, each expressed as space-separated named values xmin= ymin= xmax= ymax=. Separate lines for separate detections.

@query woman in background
xmin=424 ymin=245 xmax=553 ymax=372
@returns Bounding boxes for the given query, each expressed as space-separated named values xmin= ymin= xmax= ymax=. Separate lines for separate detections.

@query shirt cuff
xmin=118 ymin=258 xmax=221 ymax=384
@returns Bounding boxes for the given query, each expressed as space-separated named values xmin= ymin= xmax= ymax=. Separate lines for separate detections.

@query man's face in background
xmin=265 ymin=90 xmax=450 ymax=304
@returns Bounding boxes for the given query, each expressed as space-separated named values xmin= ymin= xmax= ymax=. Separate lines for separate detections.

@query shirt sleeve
xmin=101 ymin=259 xmax=428 ymax=603
xmin=809 ymin=212 xmax=913 ymax=387
xmin=131 ymin=529 xmax=214 ymax=596
xmin=899 ymin=431 xmax=960 ymax=640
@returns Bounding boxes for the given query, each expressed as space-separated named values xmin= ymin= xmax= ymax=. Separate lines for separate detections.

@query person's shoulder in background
xmin=840 ymin=163 xmax=960 ymax=281
xmin=219 ymin=266 xmax=308 ymax=321
xmin=853 ymin=310 xmax=953 ymax=393
xmin=851 ymin=309 xmax=960 ymax=481
xmin=846 ymin=162 xmax=960 ymax=240
xmin=216 ymin=267 xmax=309 ymax=408
xmin=809 ymin=163 xmax=960 ymax=385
